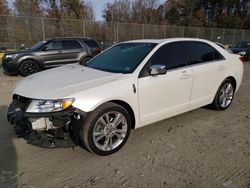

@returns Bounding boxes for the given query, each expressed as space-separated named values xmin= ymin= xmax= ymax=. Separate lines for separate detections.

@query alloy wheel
xmin=92 ymin=111 xmax=128 ymax=151
xmin=22 ymin=62 xmax=39 ymax=76
xmin=219 ymin=82 xmax=234 ymax=108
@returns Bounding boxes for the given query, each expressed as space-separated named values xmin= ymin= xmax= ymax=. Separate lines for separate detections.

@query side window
xmin=84 ymin=40 xmax=99 ymax=47
xmin=150 ymin=42 xmax=189 ymax=70
xmin=45 ymin=40 xmax=62 ymax=50
xmin=62 ymin=40 xmax=82 ymax=50
xmin=241 ymin=42 xmax=248 ymax=48
xmin=187 ymin=42 xmax=223 ymax=64
xmin=214 ymin=51 xmax=224 ymax=60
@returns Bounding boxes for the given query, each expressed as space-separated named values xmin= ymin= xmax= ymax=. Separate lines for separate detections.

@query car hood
xmin=5 ymin=49 xmax=33 ymax=55
xmin=13 ymin=64 xmax=122 ymax=99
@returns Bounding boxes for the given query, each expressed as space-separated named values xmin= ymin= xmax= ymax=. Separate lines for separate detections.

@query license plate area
xmin=29 ymin=118 xmax=52 ymax=130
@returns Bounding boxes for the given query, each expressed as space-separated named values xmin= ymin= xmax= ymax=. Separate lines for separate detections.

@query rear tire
xmin=19 ymin=60 xmax=40 ymax=76
xmin=211 ymin=79 xmax=235 ymax=110
xmin=81 ymin=102 xmax=131 ymax=156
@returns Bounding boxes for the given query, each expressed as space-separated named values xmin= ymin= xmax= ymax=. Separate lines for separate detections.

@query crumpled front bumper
xmin=7 ymin=96 xmax=83 ymax=148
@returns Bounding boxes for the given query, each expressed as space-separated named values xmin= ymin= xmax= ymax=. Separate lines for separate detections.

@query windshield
xmin=31 ymin=41 xmax=47 ymax=50
xmin=85 ymin=42 xmax=156 ymax=73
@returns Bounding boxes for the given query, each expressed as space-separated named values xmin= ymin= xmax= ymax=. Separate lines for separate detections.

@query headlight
xmin=5 ymin=54 xmax=18 ymax=59
xmin=238 ymin=51 xmax=246 ymax=55
xmin=26 ymin=98 xmax=74 ymax=113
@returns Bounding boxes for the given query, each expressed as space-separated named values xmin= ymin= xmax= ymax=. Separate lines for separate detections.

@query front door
xmin=138 ymin=42 xmax=193 ymax=125
xmin=36 ymin=39 xmax=63 ymax=67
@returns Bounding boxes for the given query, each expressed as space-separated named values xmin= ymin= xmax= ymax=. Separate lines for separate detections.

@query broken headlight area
xmin=26 ymin=98 xmax=74 ymax=113
xmin=7 ymin=95 xmax=86 ymax=148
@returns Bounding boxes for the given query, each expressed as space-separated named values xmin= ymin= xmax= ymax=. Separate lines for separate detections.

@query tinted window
xmin=31 ymin=41 xmax=47 ymax=50
xmin=187 ymin=42 xmax=223 ymax=64
xmin=63 ymin=40 xmax=82 ymax=49
xmin=214 ymin=51 xmax=224 ymax=60
xmin=45 ymin=40 xmax=62 ymax=50
xmin=84 ymin=40 xmax=99 ymax=47
xmin=242 ymin=42 xmax=250 ymax=48
xmin=233 ymin=42 xmax=250 ymax=48
xmin=150 ymin=42 xmax=189 ymax=69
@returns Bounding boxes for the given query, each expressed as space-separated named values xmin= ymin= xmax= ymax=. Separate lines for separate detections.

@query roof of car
xmin=46 ymin=37 xmax=95 ymax=41
xmin=123 ymin=38 xmax=211 ymax=44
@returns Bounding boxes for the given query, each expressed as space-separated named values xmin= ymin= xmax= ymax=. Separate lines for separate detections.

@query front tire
xmin=211 ymin=79 xmax=235 ymax=110
xmin=81 ymin=102 xmax=131 ymax=156
xmin=19 ymin=60 xmax=40 ymax=76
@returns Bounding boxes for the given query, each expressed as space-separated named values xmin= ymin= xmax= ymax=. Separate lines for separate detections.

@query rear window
xmin=84 ymin=40 xmax=99 ymax=47
xmin=63 ymin=40 xmax=82 ymax=49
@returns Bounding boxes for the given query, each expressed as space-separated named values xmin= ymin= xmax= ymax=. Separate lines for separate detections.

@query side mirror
xmin=148 ymin=64 xmax=167 ymax=76
xmin=41 ymin=46 xmax=48 ymax=51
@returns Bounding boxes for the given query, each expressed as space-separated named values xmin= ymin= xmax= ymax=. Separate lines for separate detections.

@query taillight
xmin=95 ymin=47 xmax=102 ymax=53
xmin=239 ymin=56 xmax=244 ymax=63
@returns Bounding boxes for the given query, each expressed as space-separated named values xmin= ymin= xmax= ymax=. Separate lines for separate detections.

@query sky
xmin=89 ymin=0 xmax=112 ymax=21
xmin=8 ymin=0 xmax=165 ymax=21
xmin=89 ymin=0 xmax=165 ymax=21
xmin=7 ymin=0 xmax=117 ymax=20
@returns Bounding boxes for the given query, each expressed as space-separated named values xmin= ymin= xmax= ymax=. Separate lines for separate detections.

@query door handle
xmin=180 ymin=73 xmax=191 ymax=79
xmin=218 ymin=65 xmax=225 ymax=70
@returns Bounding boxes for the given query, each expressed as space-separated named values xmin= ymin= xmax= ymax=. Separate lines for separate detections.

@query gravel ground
xmin=0 ymin=63 xmax=250 ymax=188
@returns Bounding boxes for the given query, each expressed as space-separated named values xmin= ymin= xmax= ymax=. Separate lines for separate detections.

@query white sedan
xmin=7 ymin=38 xmax=244 ymax=155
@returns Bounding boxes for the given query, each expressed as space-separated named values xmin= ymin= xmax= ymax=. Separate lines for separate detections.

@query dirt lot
xmin=0 ymin=63 xmax=250 ymax=188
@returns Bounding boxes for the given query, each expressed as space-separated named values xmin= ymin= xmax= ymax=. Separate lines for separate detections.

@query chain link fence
xmin=0 ymin=15 xmax=250 ymax=50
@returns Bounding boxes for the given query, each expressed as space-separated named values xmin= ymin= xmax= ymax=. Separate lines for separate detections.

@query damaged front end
xmin=7 ymin=95 xmax=85 ymax=148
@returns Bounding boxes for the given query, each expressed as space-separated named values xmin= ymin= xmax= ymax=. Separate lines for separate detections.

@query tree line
xmin=103 ymin=0 xmax=250 ymax=29
xmin=0 ymin=0 xmax=249 ymax=29
xmin=0 ymin=0 xmax=93 ymax=20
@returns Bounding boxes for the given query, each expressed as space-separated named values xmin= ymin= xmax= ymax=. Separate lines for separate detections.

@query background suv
xmin=2 ymin=37 xmax=101 ymax=76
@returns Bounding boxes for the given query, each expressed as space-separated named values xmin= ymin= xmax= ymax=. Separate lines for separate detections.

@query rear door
xmin=186 ymin=41 xmax=226 ymax=108
xmin=59 ymin=39 xmax=84 ymax=64
xmin=138 ymin=42 xmax=193 ymax=125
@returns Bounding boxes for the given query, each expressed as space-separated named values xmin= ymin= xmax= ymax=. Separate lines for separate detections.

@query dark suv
xmin=2 ymin=37 xmax=101 ymax=76
xmin=228 ymin=41 xmax=250 ymax=61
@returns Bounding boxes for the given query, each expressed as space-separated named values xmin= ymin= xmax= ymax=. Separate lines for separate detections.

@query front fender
xmin=72 ymin=97 xmax=133 ymax=112
xmin=17 ymin=56 xmax=41 ymax=68
xmin=70 ymin=77 xmax=140 ymax=128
